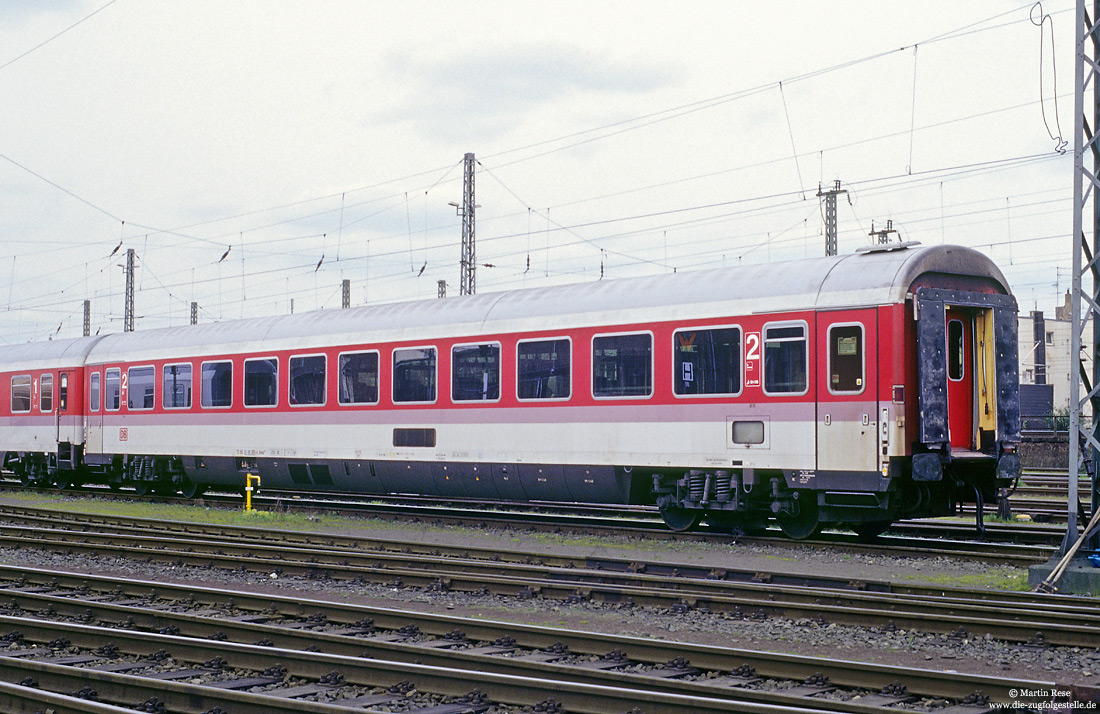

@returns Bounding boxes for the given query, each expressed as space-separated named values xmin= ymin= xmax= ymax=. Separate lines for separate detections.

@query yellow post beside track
xmin=244 ymin=473 xmax=261 ymax=512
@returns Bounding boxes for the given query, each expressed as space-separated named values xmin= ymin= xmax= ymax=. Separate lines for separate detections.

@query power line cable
xmin=0 ymin=0 xmax=119 ymax=73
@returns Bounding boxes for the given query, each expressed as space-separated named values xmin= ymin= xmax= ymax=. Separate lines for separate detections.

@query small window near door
xmin=828 ymin=324 xmax=864 ymax=394
xmin=105 ymin=369 xmax=121 ymax=411
xmin=948 ymin=319 xmax=964 ymax=381
xmin=89 ymin=373 xmax=101 ymax=412
xmin=40 ymin=374 xmax=53 ymax=412
xmin=59 ymin=373 xmax=67 ymax=411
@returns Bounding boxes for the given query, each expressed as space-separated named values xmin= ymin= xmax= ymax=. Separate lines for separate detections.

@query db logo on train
xmin=119 ymin=428 xmax=128 ymax=442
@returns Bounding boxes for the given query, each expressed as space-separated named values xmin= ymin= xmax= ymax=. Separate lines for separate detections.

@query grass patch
xmin=901 ymin=568 xmax=1030 ymax=591
xmin=0 ymin=491 xmax=432 ymax=535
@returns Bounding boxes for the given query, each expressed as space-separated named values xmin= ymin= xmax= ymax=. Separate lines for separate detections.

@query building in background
xmin=1018 ymin=291 xmax=1088 ymax=428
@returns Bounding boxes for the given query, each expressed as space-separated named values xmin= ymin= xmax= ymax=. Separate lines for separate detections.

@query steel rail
xmin=0 ymin=505 xmax=1069 ymax=605
xmin=0 ymin=520 xmax=1096 ymax=648
xmin=0 ymin=681 xmax=137 ymax=714
xmin=0 ymin=615 xmax=878 ymax=714
xmin=0 ymin=564 xmax=1058 ymax=705
xmin=0 ymin=588 xmax=960 ymax=713
xmin=0 ymin=496 xmax=1056 ymax=566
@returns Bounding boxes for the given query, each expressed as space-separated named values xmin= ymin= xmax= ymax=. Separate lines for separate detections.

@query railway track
xmin=0 ymin=478 xmax=1064 ymax=564
xmin=0 ymin=504 xmax=1093 ymax=649
xmin=0 ymin=564 xmax=1069 ymax=713
xmin=0 ymin=482 xmax=1063 ymax=568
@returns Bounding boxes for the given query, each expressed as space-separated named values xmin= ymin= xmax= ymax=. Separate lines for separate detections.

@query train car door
xmin=816 ymin=310 xmax=878 ymax=473
xmin=86 ymin=370 xmax=104 ymax=454
xmin=55 ymin=371 xmax=79 ymax=444
xmin=945 ymin=307 xmax=976 ymax=450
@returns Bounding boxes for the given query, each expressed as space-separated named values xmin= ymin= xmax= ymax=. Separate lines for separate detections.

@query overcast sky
xmin=0 ymin=1 xmax=1079 ymax=343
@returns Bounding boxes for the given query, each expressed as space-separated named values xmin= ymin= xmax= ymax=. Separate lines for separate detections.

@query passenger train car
xmin=0 ymin=242 xmax=1020 ymax=538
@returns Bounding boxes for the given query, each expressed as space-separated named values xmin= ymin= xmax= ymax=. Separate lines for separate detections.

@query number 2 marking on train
xmin=746 ymin=333 xmax=760 ymax=361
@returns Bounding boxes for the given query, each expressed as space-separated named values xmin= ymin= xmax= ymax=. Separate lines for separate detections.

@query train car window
xmin=89 ymin=373 xmax=101 ymax=412
xmin=827 ymin=324 xmax=864 ymax=394
xmin=452 ymin=344 xmax=500 ymax=402
xmin=59 ymin=374 xmax=67 ymax=411
xmin=393 ymin=347 xmax=436 ymax=403
xmin=763 ymin=323 xmax=808 ymax=394
xmin=163 ymin=364 xmax=192 ymax=409
xmin=105 ymin=368 xmax=121 ymax=411
xmin=244 ymin=358 xmax=278 ymax=407
xmin=290 ymin=355 xmax=326 ymax=406
xmin=593 ymin=332 xmax=653 ymax=398
xmin=948 ymin=319 xmax=964 ymax=381
xmin=674 ymin=327 xmax=741 ymax=396
xmin=200 ymin=361 xmax=232 ymax=408
xmin=10 ymin=375 xmax=30 ymax=413
xmin=338 ymin=351 xmax=379 ymax=405
xmin=127 ymin=367 xmax=155 ymax=410
xmin=517 ymin=338 xmax=571 ymax=400
xmin=40 ymin=374 xmax=53 ymax=412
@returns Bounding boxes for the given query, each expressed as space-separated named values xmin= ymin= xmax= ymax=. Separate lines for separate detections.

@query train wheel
xmin=776 ymin=496 xmax=820 ymax=540
xmin=133 ymin=482 xmax=151 ymax=497
xmin=179 ymin=478 xmax=205 ymax=499
xmin=852 ymin=520 xmax=892 ymax=540
xmin=660 ymin=505 xmax=701 ymax=532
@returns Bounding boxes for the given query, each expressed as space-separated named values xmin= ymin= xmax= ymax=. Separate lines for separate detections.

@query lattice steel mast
xmin=459 ymin=153 xmax=476 ymax=295
xmin=817 ymin=180 xmax=847 ymax=256
xmin=1066 ymin=0 xmax=1100 ymax=551
xmin=124 ymin=248 xmax=134 ymax=333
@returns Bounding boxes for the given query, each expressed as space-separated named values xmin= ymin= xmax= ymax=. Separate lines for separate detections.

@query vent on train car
xmin=393 ymin=428 xmax=437 ymax=448
xmin=287 ymin=463 xmax=335 ymax=485
xmin=310 ymin=464 xmax=333 ymax=485
xmin=288 ymin=463 xmax=311 ymax=485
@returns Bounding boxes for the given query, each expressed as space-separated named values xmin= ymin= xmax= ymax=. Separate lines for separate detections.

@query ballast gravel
xmin=0 ymin=508 xmax=1096 ymax=692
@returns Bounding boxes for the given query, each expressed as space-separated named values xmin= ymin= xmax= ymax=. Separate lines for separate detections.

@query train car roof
xmin=81 ymin=243 xmax=1010 ymax=363
xmin=0 ymin=335 xmax=103 ymax=371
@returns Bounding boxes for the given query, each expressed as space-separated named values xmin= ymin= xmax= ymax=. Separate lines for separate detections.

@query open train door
xmin=914 ymin=287 xmax=1019 ymax=468
xmin=816 ymin=309 xmax=879 ymax=475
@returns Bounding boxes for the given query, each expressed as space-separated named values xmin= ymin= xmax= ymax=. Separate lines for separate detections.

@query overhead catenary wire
xmin=0 ymin=0 xmax=119 ymax=73
xmin=0 ymin=3 xmax=1073 ymax=341
xmin=1 ymin=151 xmax=1068 ymax=320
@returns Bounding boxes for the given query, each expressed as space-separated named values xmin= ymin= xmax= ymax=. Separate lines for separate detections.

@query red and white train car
xmin=0 ymin=243 xmax=1020 ymax=537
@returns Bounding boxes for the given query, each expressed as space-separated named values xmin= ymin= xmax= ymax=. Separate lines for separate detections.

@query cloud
xmin=378 ymin=44 xmax=675 ymax=142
